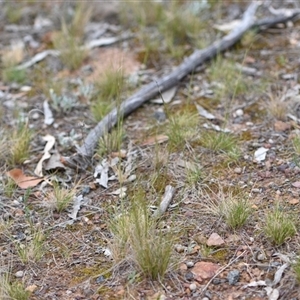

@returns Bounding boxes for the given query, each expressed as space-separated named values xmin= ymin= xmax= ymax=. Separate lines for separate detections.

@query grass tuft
xmin=167 ymin=111 xmax=199 ymax=151
xmin=14 ymin=228 xmax=45 ymax=263
xmin=292 ymin=136 xmax=300 ymax=155
xmin=49 ymin=183 xmax=76 ymax=213
xmin=91 ymin=69 xmax=125 ymax=122
xmin=97 ymin=126 xmax=125 ymax=157
xmin=266 ymin=91 xmax=288 ymax=121
xmin=222 ymin=196 xmax=252 ymax=229
xmin=8 ymin=122 xmax=32 ymax=166
xmin=209 ymin=57 xmax=248 ymax=99
xmin=109 ymin=190 xmax=174 ymax=279
xmin=203 ymin=188 xmax=251 ymax=229
xmin=200 ymin=130 xmax=239 ymax=156
xmin=0 ymin=274 xmax=30 ymax=300
xmin=263 ymin=203 xmax=297 ymax=245
xmin=293 ymin=257 xmax=300 ymax=283
xmin=2 ymin=68 xmax=26 ymax=84
xmin=53 ymin=2 xmax=92 ymax=70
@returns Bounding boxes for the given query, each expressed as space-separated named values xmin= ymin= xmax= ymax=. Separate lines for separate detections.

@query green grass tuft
xmin=263 ymin=204 xmax=297 ymax=245
xmin=109 ymin=190 xmax=174 ymax=279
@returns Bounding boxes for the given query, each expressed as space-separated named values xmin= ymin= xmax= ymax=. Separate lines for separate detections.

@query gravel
xmin=227 ymin=269 xmax=240 ymax=285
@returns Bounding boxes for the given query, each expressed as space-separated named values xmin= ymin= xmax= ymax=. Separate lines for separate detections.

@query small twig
xmin=200 ymin=250 xmax=247 ymax=295
xmin=153 ymin=185 xmax=176 ymax=218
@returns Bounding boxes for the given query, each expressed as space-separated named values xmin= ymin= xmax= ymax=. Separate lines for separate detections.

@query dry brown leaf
xmin=141 ymin=134 xmax=169 ymax=146
xmin=7 ymin=169 xmax=44 ymax=189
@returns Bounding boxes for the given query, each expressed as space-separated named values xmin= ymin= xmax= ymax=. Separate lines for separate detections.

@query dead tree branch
xmin=65 ymin=2 xmax=300 ymax=168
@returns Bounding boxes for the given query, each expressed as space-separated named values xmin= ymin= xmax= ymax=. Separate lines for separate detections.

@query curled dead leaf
xmin=7 ymin=169 xmax=44 ymax=189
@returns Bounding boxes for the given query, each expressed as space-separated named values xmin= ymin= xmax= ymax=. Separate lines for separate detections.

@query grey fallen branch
xmin=65 ymin=3 xmax=300 ymax=168
xmin=153 ymin=185 xmax=176 ymax=218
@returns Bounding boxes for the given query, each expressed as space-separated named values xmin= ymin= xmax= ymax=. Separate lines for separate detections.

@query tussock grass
xmin=265 ymin=90 xmax=288 ymax=121
xmin=1 ymin=40 xmax=26 ymax=84
xmin=91 ymin=69 xmax=125 ymax=122
xmin=53 ymin=2 xmax=92 ymax=70
xmin=109 ymin=190 xmax=174 ymax=280
xmin=293 ymin=257 xmax=300 ymax=283
xmin=52 ymin=29 xmax=87 ymax=71
xmin=8 ymin=122 xmax=32 ymax=166
xmin=222 ymin=196 xmax=252 ymax=229
xmin=14 ymin=228 xmax=46 ymax=263
xmin=2 ymin=68 xmax=26 ymax=84
xmin=120 ymin=1 xmax=164 ymax=27
xmin=48 ymin=183 xmax=77 ymax=213
xmin=167 ymin=112 xmax=199 ymax=151
xmin=292 ymin=136 xmax=300 ymax=155
xmin=202 ymin=187 xmax=251 ymax=229
xmin=209 ymin=57 xmax=248 ymax=99
xmin=184 ymin=161 xmax=204 ymax=187
xmin=97 ymin=126 xmax=125 ymax=157
xmin=2 ymin=177 xmax=17 ymax=198
xmin=200 ymin=130 xmax=240 ymax=160
xmin=120 ymin=1 xmax=208 ymax=62
xmin=0 ymin=274 xmax=30 ymax=300
xmin=263 ymin=203 xmax=297 ymax=245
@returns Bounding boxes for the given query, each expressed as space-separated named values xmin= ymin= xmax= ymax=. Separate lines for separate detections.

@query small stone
xmin=20 ymin=86 xmax=32 ymax=92
xmin=252 ymin=188 xmax=260 ymax=193
xmin=25 ymin=285 xmax=37 ymax=293
xmin=31 ymin=112 xmax=40 ymax=119
xmin=212 ymin=278 xmax=221 ymax=285
xmin=15 ymin=271 xmax=24 ymax=278
xmin=179 ymin=263 xmax=188 ymax=272
xmin=235 ymin=109 xmax=244 ymax=117
xmin=227 ymin=269 xmax=240 ymax=285
xmin=186 ymin=261 xmax=194 ymax=268
xmin=189 ymin=283 xmax=197 ymax=291
xmin=185 ymin=272 xmax=194 ymax=281
xmin=191 ymin=262 xmax=219 ymax=283
xmin=3 ymin=212 xmax=11 ymax=220
xmin=234 ymin=167 xmax=242 ymax=174
xmin=3 ymin=100 xmax=15 ymax=108
xmin=95 ymin=275 xmax=105 ymax=284
xmin=257 ymin=253 xmax=266 ymax=261
xmin=206 ymin=233 xmax=225 ymax=247
xmin=175 ymin=244 xmax=185 ymax=253
xmin=153 ymin=111 xmax=166 ymax=122
xmin=81 ymin=186 xmax=90 ymax=195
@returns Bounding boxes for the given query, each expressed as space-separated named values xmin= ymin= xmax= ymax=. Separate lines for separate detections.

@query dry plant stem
xmin=153 ymin=185 xmax=176 ymax=218
xmin=67 ymin=3 xmax=300 ymax=167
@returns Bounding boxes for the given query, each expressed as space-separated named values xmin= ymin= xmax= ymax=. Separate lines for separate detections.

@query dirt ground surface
xmin=1 ymin=1 xmax=300 ymax=300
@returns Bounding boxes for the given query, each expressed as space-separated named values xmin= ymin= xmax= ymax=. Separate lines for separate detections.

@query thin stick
xmin=153 ymin=185 xmax=176 ymax=218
